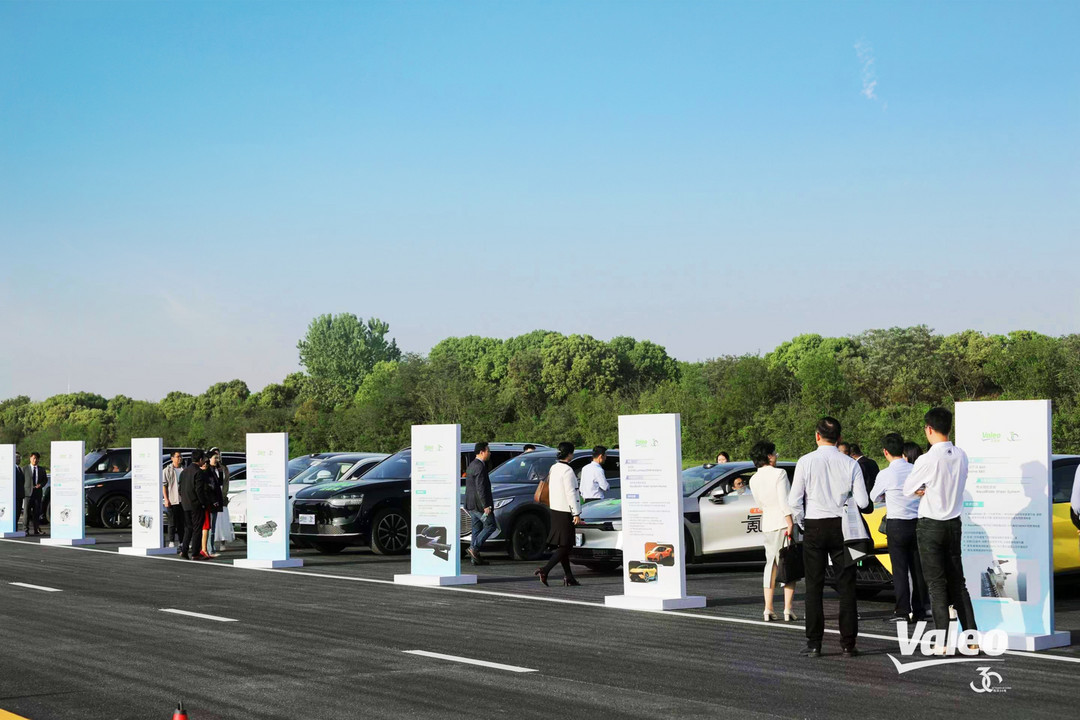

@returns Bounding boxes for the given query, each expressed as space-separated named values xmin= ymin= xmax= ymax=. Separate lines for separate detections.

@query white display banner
xmin=606 ymin=413 xmax=704 ymax=610
xmin=119 ymin=438 xmax=173 ymax=556
xmin=395 ymin=424 xmax=475 ymax=586
xmin=956 ymin=400 xmax=1069 ymax=650
xmin=236 ymin=432 xmax=301 ymax=568
xmin=0 ymin=444 xmax=21 ymax=537
xmin=42 ymin=440 xmax=95 ymax=545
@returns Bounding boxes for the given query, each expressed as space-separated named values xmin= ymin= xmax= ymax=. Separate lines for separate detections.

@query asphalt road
xmin=1 ymin=528 xmax=1078 ymax=720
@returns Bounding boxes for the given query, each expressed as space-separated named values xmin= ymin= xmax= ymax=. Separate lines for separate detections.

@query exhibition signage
xmin=119 ymin=438 xmax=174 ymax=556
xmin=235 ymin=432 xmax=302 ymax=568
xmin=0 ymin=444 xmax=23 ymax=538
xmin=606 ymin=413 xmax=705 ymax=611
xmin=395 ymin=424 xmax=475 ymax=586
xmin=42 ymin=440 xmax=95 ymax=546
xmin=955 ymin=400 xmax=1070 ymax=650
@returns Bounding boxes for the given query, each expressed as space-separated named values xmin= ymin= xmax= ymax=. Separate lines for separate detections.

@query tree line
xmin=3 ymin=315 xmax=1079 ymax=465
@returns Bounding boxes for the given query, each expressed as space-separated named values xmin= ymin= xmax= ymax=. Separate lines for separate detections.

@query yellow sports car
xmin=847 ymin=454 xmax=1080 ymax=595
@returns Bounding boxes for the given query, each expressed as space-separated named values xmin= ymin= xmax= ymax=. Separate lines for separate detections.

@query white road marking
xmin=404 ymin=650 xmax=537 ymax=673
xmin=4 ymin=537 xmax=1078 ymax=666
xmin=9 ymin=582 xmax=62 ymax=593
xmin=160 ymin=608 xmax=238 ymax=623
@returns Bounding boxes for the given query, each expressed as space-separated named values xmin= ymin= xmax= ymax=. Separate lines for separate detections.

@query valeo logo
xmin=888 ymin=621 xmax=1007 ymax=675
xmin=981 ymin=432 xmax=1002 ymax=443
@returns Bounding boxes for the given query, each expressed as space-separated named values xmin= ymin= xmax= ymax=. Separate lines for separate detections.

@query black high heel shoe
xmin=534 ymin=569 xmax=549 ymax=587
xmin=563 ymin=577 xmax=581 ymax=587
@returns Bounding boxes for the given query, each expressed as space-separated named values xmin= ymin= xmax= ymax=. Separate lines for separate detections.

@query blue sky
xmin=1 ymin=0 xmax=1077 ymax=401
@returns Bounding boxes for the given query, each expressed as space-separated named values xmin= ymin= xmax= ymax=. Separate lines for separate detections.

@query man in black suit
xmin=850 ymin=444 xmax=880 ymax=497
xmin=179 ymin=449 xmax=210 ymax=560
xmin=464 ymin=442 xmax=495 ymax=567
xmin=14 ymin=453 xmax=25 ymax=528
xmin=22 ymin=452 xmax=46 ymax=535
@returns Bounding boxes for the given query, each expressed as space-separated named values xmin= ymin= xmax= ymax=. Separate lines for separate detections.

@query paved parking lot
xmin=1 ymin=527 xmax=1078 ymax=719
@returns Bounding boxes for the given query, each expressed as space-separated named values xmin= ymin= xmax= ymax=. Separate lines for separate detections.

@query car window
xmin=362 ymin=450 xmax=412 ymax=480
xmin=681 ymin=464 xmax=730 ymax=496
xmin=490 ymin=454 xmax=557 ymax=485
xmin=603 ymin=455 xmax=620 ymax=478
xmin=83 ymin=450 xmax=107 ymax=473
xmin=293 ymin=458 xmax=358 ymax=485
xmin=230 ymin=468 xmax=246 ymax=481
xmin=105 ymin=450 xmax=131 ymax=473
xmin=1052 ymin=462 xmax=1078 ymax=503
xmin=570 ymin=457 xmax=592 ymax=477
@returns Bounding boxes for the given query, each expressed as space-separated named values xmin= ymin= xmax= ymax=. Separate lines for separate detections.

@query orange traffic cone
xmin=172 ymin=700 xmax=188 ymax=720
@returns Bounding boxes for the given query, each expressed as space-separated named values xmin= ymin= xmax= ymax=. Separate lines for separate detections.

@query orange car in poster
xmin=644 ymin=542 xmax=675 ymax=566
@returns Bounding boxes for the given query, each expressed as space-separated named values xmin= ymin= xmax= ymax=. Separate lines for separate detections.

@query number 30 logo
xmin=970 ymin=667 xmax=1004 ymax=693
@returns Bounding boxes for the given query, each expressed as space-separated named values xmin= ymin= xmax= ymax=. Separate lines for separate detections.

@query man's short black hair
xmin=881 ymin=433 xmax=904 ymax=458
xmin=749 ymin=441 xmax=776 ymax=468
xmin=816 ymin=417 xmax=842 ymax=443
xmin=902 ymin=442 xmax=923 ymax=464
xmin=924 ymin=407 xmax=952 ymax=435
xmin=523 ymin=444 xmax=536 ymax=452
xmin=848 ymin=443 xmax=862 ymax=456
xmin=171 ymin=450 xmax=182 ymax=458
xmin=556 ymin=442 xmax=575 ymax=461
xmin=190 ymin=449 xmax=205 ymax=464
xmin=474 ymin=441 xmax=490 ymax=454
xmin=29 ymin=452 xmax=40 ymax=460
xmin=592 ymin=445 xmax=607 ymax=460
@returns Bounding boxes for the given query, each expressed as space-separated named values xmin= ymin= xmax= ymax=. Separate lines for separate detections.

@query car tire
xmin=313 ymin=541 xmax=346 ymax=554
xmin=370 ymin=508 xmax=410 ymax=555
xmin=510 ymin=513 xmax=548 ymax=561
xmin=99 ymin=495 xmax=132 ymax=529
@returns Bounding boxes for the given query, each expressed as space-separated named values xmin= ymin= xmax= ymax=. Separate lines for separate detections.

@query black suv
xmin=290 ymin=443 xmax=544 ymax=555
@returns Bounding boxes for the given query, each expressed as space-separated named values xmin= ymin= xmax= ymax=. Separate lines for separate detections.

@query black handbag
xmin=878 ymin=514 xmax=888 ymax=536
xmin=776 ymin=535 xmax=805 ymax=584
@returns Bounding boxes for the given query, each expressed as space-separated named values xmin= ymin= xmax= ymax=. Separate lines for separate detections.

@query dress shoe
xmin=180 ymin=553 xmax=191 ymax=561
xmin=534 ymin=569 xmax=549 ymax=587
xmin=799 ymin=645 xmax=821 ymax=658
xmin=842 ymin=647 xmax=860 ymax=658
xmin=563 ymin=577 xmax=581 ymax=587
xmin=763 ymin=610 xmax=777 ymax=622
xmin=783 ymin=610 xmax=798 ymax=622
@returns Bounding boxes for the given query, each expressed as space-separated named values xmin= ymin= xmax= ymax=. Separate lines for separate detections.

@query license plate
xmin=575 ymin=533 xmax=584 ymax=547
xmin=299 ymin=513 xmax=316 ymax=525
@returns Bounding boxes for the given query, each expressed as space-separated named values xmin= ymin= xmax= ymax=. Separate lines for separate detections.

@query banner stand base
xmin=394 ymin=574 xmax=477 ymax=587
xmin=40 ymin=537 xmax=96 ymax=546
xmin=1 ymin=531 xmax=26 ymax=538
xmin=119 ymin=546 xmax=176 ymax=556
xmin=234 ymin=558 xmax=303 ymax=569
xmin=605 ymin=594 xmax=706 ymax=611
xmin=1006 ymin=631 xmax=1071 ymax=651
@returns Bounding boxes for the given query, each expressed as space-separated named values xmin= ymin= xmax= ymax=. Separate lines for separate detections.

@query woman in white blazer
xmin=748 ymin=440 xmax=797 ymax=622
xmin=535 ymin=442 xmax=582 ymax=587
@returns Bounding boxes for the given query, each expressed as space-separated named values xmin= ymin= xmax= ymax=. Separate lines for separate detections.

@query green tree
xmin=297 ymin=314 xmax=402 ymax=405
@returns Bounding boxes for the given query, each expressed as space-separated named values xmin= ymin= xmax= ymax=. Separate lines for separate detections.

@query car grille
xmin=459 ymin=507 xmax=472 ymax=537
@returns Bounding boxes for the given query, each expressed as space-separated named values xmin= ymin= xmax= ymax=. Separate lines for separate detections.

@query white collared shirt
xmin=579 ymin=461 xmax=609 ymax=500
xmin=903 ymin=440 xmax=968 ymax=520
xmin=788 ymin=445 xmax=868 ymax=527
xmin=869 ymin=458 xmax=919 ymax=520
xmin=1070 ymin=465 xmax=1079 ymax=518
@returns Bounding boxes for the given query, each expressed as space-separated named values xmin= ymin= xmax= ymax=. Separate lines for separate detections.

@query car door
xmin=697 ymin=471 xmax=761 ymax=555
xmin=1051 ymin=459 xmax=1080 ymax=573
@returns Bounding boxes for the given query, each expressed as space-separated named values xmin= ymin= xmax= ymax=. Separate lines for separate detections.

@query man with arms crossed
xmin=903 ymin=407 xmax=978 ymax=652
xmin=579 ymin=446 xmax=610 ymax=502
xmin=870 ymin=432 xmax=928 ymax=623
xmin=789 ymin=417 xmax=868 ymax=658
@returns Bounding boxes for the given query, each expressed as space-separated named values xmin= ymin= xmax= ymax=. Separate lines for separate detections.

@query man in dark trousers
xmin=464 ymin=442 xmax=495 ymax=567
xmin=789 ymin=417 xmax=868 ymax=658
xmin=22 ymin=452 xmax=46 ymax=535
xmin=179 ymin=449 xmax=210 ymax=560
xmin=14 ymin=453 xmax=25 ymax=529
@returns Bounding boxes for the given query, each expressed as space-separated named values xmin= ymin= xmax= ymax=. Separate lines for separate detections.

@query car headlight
xmin=328 ymin=493 xmax=364 ymax=507
xmin=493 ymin=497 xmax=513 ymax=510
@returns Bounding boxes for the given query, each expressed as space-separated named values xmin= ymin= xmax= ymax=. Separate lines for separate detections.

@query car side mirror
xmin=708 ymin=488 xmax=727 ymax=504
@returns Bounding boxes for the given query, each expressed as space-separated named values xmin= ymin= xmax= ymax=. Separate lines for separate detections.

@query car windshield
xmin=361 ymin=450 xmax=412 ymax=480
xmin=490 ymin=454 xmax=557 ymax=485
xmin=83 ymin=450 xmax=107 ymax=472
xmin=292 ymin=458 xmax=359 ymax=485
xmin=682 ymin=464 xmax=732 ymax=496
xmin=287 ymin=456 xmax=322 ymax=479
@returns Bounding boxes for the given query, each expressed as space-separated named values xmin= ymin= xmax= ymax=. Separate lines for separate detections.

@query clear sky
xmin=1 ymin=0 xmax=1077 ymax=401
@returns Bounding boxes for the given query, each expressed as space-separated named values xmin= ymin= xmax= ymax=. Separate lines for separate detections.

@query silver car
xmin=570 ymin=461 xmax=795 ymax=571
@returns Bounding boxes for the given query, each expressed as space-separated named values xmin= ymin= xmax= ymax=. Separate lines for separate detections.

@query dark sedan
xmin=290 ymin=443 xmax=541 ymax=555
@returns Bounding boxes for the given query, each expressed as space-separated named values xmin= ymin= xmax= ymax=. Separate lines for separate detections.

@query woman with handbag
xmin=534 ymin=442 xmax=582 ymax=587
xmin=748 ymin=440 xmax=798 ymax=622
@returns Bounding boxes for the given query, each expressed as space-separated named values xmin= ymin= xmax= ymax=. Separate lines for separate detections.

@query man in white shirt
xmin=903 ymin=407 xmax=978 ymax=644
xmin=789 ymin=416 xmax=868 ymax=658
xmin=579 ymin=446 xmax=610 ymax=502
xmin=869 ymin=432 xmax=928 ymax=623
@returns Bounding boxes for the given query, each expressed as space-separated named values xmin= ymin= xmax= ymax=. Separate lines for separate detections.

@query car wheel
xmin=370 ymin=508 xmax=410 ymax=555
xmin=510 ymin=513 xmax=548 ymax=561
xmin=99 ymin=495 xmax=132 ymax=529
xmin=313 ymin=541 xmax=346 ymax=554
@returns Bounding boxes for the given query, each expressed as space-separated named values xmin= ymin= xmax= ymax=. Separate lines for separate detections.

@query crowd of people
xmin=162 ymin=448 xmax=232 ymax=560
xmin=747 ymin=407 xmax=978 ymax=657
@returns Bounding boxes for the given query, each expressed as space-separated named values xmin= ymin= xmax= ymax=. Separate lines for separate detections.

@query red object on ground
xmin=173 ymin=700 xmax=188 ymax=720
